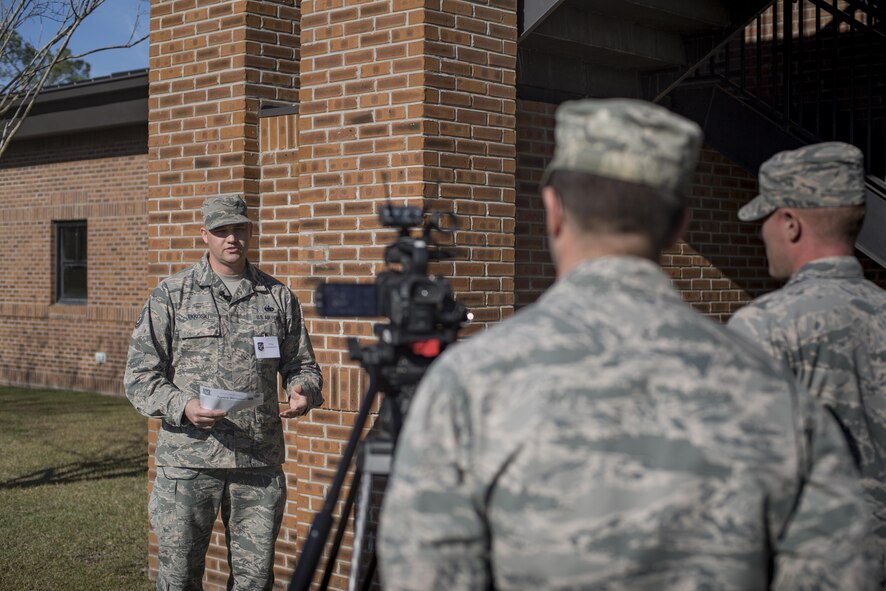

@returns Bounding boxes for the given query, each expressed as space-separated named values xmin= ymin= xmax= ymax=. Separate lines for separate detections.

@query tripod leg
xmin=359 ymin=552 xmax=377 ymax=591
xmin=288 ymin=371 xmax=380 ymax=591
xmin=349 ymin=438 xmax=392 ymax=591
xmin=319 ymin=466 xmax=361 ymax=590
xmin=348 ymin=464 xmax=374 ymax=591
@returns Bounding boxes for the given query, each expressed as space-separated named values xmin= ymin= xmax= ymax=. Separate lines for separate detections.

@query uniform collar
xmin=194 ymin=254 xmax=269 ymax=296
xmin=787 ymin=256 xmax=863 ymax=287
xmin=548 ymin=255 xmax=682 ymax=303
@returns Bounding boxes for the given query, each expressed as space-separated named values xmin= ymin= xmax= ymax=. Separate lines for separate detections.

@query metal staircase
xmin=646 ymin=0 xmax=886 ymax=266
xmin=518 ymin=0 xmax=772 ymax=101
xmin=518 ymin=0 xmax=886 ymax=266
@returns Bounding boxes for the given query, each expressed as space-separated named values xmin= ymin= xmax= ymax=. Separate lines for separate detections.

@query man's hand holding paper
xmin=198 ymin=385 xmax=261 ymax=413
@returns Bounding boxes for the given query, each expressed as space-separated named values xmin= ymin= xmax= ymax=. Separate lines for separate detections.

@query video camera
xmin=289 ymin=204 xmax=471 ymax=591
xmin=315 ymin=203 xmax=470 ymax=396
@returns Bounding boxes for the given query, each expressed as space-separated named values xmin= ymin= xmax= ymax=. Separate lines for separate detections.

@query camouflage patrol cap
xmin=541 ymin=98 xmax=703 ymax=200
xmin=201 ymin=194 xmax=251 ymax=230
xmin=738 ymin=142 xmax=866 ymax=221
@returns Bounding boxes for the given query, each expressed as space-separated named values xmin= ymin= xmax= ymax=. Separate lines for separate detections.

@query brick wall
xmin=0 ymin=0 xmax=867 ymax=586
xmin=664 ymin=147 xmax=778 ymax=322
xmin=514 ymin=99 xmax=776 ymax=318
xmin=514 ymin=100 xmax=555 ymax=308
xmin=513 ymin=98 xmax=886 ymax=321
xmin=0 ymin=125 xmax=149 ymax=394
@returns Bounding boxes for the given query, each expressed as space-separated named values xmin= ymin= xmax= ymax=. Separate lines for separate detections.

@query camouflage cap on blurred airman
xmin=738 ymin=141 xmax=866 ymax=221
xmin=201 ymin=194 xmax=251 ymax=230
xmin=541 ymin=98 xmax=703 ymax=201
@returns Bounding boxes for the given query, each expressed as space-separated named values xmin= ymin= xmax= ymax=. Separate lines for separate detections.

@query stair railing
xmin=669 ymin=0 xmax=885 ymax=178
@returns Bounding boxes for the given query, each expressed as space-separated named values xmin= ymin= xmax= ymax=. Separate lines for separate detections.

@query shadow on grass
xmin=0 ymin=450 xmax=148 ymax=490
xmin=0 ymin=391 xmax=129 ymax=415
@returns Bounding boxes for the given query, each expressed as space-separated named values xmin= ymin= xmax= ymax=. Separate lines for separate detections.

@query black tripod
xmin=287 ymin=343 xmax=425 ymax=591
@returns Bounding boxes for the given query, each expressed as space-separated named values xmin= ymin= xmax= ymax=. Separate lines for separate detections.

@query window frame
xmin=54 ymin=220 xmax=88 ymax=305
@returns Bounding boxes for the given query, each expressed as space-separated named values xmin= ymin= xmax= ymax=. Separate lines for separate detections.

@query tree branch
xmin=0 ymin=0 xmax=146 ymax=157
xmin=66 ymin=33 xmax=148 ymax=61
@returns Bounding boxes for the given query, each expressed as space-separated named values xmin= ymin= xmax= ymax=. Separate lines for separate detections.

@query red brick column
xmin=146 ymin=0 xmax=300 ymax=586
xmin=148 ymin=0 xmax=299 ymax=282
xmin=294 ymin=0 xmax=518 ymax=587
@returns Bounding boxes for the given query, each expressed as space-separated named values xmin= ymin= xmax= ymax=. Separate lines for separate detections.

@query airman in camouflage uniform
xmin=728 ymin=142 xmax=886 ymax=583
xmin=124 ymin=194 xmax=323 ymax=591
xmin=378 ymin=101 xmax=873 ymax=590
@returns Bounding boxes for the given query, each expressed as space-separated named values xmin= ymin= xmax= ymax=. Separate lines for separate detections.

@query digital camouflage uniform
xmin=378 ymin=101 xmax=874 ymax=590
xmin=728 ymin=142 xmax=886 ymax=581
xmin=124 ymin=195 xmax=322 ymax=591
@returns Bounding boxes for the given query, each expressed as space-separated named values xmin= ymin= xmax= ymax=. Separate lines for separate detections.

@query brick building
xmin=1 ymin=72 xmax=149 ymax=394
xmin=2 ymin=0 xmax=884 ymax=589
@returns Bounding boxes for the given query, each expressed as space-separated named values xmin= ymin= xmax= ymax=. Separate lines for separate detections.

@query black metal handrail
xmin=858 ymin=176 xmax=886 ymax=267
xmin=650 ymin=2 xmax=776 ymax=105
xmin=842 ymin=0 xmax=886 ymax=28
xmin=675 ymin=0 xmax=885 ymax=178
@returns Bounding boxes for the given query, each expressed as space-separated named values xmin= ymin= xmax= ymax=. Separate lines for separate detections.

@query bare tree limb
xmin=0 ymin=0 xmax=147 ymax=158
xmin=67 ymin=32 xmax=147 ymax=62
xmin=1 ymin=19 xmax=75 ymax=154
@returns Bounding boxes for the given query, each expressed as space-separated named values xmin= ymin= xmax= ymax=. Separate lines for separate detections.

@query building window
xmin=55 ymin=221 xmax=87 ymax=303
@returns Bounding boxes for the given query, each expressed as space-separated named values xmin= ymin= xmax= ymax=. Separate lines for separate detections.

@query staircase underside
xmin=518 ymin=0 xmax=766 ymax=102
xmin=518 ymin=0 xmax=886 ymax=268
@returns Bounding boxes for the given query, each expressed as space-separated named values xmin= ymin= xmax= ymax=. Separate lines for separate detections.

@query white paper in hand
xmin=199 ymin=385 xmax=261 ymax=413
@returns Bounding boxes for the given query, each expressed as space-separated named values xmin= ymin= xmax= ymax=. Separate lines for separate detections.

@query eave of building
xmin=13 ymin=69 xmax=149 ymax=141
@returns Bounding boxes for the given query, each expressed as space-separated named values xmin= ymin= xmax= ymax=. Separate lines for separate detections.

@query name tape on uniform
xmin=254 ymin=336 xmax=280 ymax=359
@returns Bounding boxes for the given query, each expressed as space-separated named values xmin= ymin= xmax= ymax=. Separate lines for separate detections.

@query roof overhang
xmin=11 ymin=69 xmax=148 ymax=140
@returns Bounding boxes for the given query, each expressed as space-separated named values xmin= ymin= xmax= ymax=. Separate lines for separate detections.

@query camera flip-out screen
xmin=316 ymin=283 xmax=380 ymax=317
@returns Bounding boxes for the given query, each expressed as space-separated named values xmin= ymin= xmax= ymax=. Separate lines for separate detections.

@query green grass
xmin=0 ymin=386 xmax=154 ymax=591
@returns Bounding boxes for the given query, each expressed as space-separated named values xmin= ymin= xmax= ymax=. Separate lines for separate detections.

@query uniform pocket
xmin=149 ymin=467 xmax=195 ymax=539
xmin=176 ymin=315 xmax=220 ymax=368
xmin=160 ymin=466 xmax=201 ymax=480
xmin=178 ymin=320 xmax=220 ymax=340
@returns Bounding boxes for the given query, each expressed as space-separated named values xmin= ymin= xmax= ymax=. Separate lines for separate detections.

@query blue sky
xmin=18 ymin=0 xmax=149 ymax=78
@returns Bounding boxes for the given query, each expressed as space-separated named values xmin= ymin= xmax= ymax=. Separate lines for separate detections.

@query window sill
xmin=49 ymin=302 xmax=88 ymax=316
